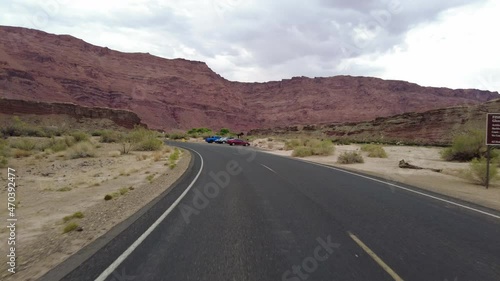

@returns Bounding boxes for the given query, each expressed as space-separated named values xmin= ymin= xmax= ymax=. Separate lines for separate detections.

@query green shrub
xmin=361 ymin=144 xmax=388 ymax=158
xmin=136 ymin=137 xmax=163 ymax=151
xmin=284 ymin=139 xmax=305 ymax=150
xmin=290 ymin=139 xmax=334 ymax=157
xmin=0 ymin=157 xmax=7 ymax=168
xmin=311 ymin=140 xmax=335 ymax=156
xmin=66 ymin=142 xmax=95 ymax=159
xmin=71 ymin=131 xmax=90 ymax=142
xmin=169 ymin=163 xmax=176 ymax=169
xmin=441 ymin=129 xmax=488 ymax=162
xmin=219 ymin=128 xmax=230 ymax=136
xmin=47 ymin=137 xmax=70 ymax=152
xmin=337 ymin=151 xmax=364 ymax=164
xmin=169 ymin=149 xmax=180 ymax=161
xmin=100 ymin=130 xmax=122 ymax=143
xmin=63 ymin=211 xmax=84 ymax=222
xmin=465 ymin=157 xmax=498 ymax=186
xmin=63 ymin=222 xmax=79 ymax=233
xmin=0 ymin=140 xmax=9 ymax=167
xmin=292 ymin=146 xmax=313 ymax=157
xmin=104 ymin=194 xmax=113 ymax=201
xmin=10 ymin=138 xmax=36 ymax=151
xmin=169 ymin=133 xmax=189 ymax=140
xmin=119 ymin=187 xmax=129 ymax=195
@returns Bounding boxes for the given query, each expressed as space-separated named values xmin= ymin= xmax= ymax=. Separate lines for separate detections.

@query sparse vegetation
xmin=70 ymin=131 xmax=90 ymax=142
xmin=292 ymin=146 xmax=313 ymax=157
xmin=464 ymin=157 xmax=498 ymax=186
xmin=361 ymin=144 xmax=388 ymax=158
xmin=119 ymin=187 xmax=129 ymax=195
xmin=337 ymin=151 xmax=364 ymax=164
xmin=104 ymin=194 xmax=113 ymax=201
xmin=186 ymin=127 xmax=212 ymax=138
xmin=66 ymin=142 xmax=96 ymax=159
xmin=9 ymin=138 xmax=36 ymax=151
xmin=146 ymin=174 xmax=155 ymax=183
xmin=100 ymin=130 xmax=122 ymax=143
xmin=63 ymin=211 xmax=84 ymax=222
xmin=63 ymin=222 xmax=79 ymax=233
xmin=57 ymin=186 xmax=72 ymax=192
xmin=289 ymin=139 xmax=334 ymax=157
xmin=0 ymin=140 xmax=11 ymax=167
xmin=440 ymin=129 xmax=493 ymax=162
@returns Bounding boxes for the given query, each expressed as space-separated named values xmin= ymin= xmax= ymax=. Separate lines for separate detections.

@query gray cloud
xmin=0 ymin=0 xmax=492 ymax=86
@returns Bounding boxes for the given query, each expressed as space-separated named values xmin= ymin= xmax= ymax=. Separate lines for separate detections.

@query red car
xmin=226 ymin=139 xmax=250 ymax=146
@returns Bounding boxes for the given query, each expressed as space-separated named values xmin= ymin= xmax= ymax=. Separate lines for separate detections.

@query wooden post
xmin=486 ymin=145 xmax=491 ymax=189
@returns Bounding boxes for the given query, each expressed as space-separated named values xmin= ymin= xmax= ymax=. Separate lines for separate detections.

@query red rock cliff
xmin=0 ymin=26 xmax=498 ymax=131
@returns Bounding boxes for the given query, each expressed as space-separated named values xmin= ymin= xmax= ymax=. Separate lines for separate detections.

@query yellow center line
xmin=348 ymin=231 xmax=404 ymax=281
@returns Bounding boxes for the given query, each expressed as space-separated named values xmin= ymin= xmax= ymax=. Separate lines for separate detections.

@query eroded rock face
xmin=0 ymin=98 xmax=145 ymax=129
xmin=249 ymin=99 xmax=500 ymax=145
xmin=0 ymin=26 xmax=498 ymax=131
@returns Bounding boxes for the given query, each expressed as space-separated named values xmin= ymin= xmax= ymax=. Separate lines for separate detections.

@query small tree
xmin=465 ymin=157 xmax=498 ymax=186
xmin=219 ymin=128 xmax=230 ymax=136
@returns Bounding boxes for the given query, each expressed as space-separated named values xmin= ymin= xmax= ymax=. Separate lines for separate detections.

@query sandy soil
xmin=0 ymin=137 xmax=191 ymax=280
xmin=251 ymin=138 xmax=500 ymax=212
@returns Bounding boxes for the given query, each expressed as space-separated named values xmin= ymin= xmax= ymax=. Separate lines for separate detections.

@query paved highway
xmin=43 ymin=142 xmax=500 ymax=281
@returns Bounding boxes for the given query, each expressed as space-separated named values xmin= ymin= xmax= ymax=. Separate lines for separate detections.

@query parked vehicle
xmin=205 ymin=136 xmax=222 ymax=143
xmin=215 ymin=137 xmax=235 ymax=144
xmin=226 ymin=139 xmax=250 ymax=146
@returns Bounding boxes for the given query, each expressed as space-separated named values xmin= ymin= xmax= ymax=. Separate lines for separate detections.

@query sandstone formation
xmin=0 ymin=26 xmax=498 ymax=131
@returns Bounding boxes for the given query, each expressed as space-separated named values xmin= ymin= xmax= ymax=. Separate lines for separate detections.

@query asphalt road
xmin=44 ymin=142 xmax=500 ymax=281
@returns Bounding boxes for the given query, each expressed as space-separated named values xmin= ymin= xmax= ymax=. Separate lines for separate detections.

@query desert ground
xmin=0 ymin=137 xmax=190 ymax=280
xmin=250 ymin=138 xmax=500 ymax=212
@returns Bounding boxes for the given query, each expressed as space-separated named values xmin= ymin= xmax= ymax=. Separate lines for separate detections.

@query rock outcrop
xmin=249 ymin=99 xmax=500 ymax=145
xmin=0 ymin=26 xmax=498 ymax=131
xmin=0 ymin=98 xmax=145 ymax=129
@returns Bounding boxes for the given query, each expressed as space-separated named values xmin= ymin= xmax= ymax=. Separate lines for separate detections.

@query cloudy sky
xmin=1 ymin=0 xmax=499 ymax=92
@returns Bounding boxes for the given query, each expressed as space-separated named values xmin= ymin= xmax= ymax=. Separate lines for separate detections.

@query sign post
xmin=485 ymin=113 xmax=500 ymax=189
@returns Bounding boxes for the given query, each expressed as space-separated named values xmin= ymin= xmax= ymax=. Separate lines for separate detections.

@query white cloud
xmin=0 ymin=0 xmax=497 ymax=92
xmin=346 ymin=0 xmax=500 ymax=91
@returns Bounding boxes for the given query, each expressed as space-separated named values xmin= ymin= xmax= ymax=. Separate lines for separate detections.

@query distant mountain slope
xmin=249 ymin=99 xmax=500 ymax=145
xmin=0 ymin=26 xmax=497 ymax=131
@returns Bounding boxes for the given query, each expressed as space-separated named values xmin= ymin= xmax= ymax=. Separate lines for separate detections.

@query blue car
xmin=204 ymin=136 xmax=222 ymax=143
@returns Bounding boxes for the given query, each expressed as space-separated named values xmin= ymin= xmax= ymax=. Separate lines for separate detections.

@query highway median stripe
xmin=348 ymin=231 xmax=404 ymax=281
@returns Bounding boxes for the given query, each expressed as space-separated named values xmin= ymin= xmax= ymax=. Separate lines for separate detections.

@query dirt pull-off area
xmin=251 ymin=138 xmax=500 ymax=212
xmin=0 ymin=137 xmax=191 ymax=280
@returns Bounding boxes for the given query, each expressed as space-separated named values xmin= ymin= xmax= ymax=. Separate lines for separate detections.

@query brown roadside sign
xmin=486 ymin=113 xmax=500 ymax=145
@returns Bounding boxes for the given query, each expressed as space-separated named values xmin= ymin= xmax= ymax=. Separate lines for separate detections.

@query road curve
xmin=43 ymin=142 xmax=500 ymax=281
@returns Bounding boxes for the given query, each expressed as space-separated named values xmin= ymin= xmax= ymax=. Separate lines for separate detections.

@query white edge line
xmin=95 ymin=148 xmax=204 ymax=281
xmin=295 ymin=158 xmax=500 ymax=220
xmin=260 ymin=163 xmax=277 ymax=174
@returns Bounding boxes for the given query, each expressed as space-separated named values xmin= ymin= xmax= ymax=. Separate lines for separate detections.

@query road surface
xmin=42 ymin=142 xmax=500 ymax=281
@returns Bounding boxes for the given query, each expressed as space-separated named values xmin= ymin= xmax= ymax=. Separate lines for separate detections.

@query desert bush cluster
xmin=285 ymin=139 xmax=335 ymax=157
xmin=360 ymin=144 xmax=388 ymax=158
xmin=337 ymin=151 xmax=364 ymax=164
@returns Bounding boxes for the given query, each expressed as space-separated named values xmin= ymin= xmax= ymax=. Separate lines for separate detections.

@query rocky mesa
xmin=0 ymin=26 xmax=498 ymax=131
